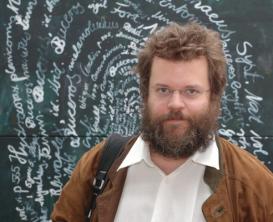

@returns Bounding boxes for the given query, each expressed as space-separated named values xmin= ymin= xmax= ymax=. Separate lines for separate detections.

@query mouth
xmin=164 ymin=119 xmax=184 ymax=124
xmin=163 ymin=119 xmax=189 ymax=135
xmin=163 ymin=119 xmax=187 ymax=127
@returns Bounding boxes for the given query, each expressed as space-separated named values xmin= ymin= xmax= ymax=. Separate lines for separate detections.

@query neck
xmin=150 ymin=150 xmax=188 ymax=175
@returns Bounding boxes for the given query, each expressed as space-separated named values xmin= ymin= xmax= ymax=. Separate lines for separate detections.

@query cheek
xmin=186 ymin=100 xmax=210 ymax=114
xmin=147 ymin=98 xmax=167 ymax=117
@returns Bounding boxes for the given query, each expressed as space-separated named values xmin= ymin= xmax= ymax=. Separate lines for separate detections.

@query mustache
xmin=159 ymin=112 xmax=188 ymax=122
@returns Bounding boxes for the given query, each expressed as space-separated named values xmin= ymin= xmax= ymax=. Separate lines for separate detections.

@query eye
xmin=156 ymin=87 xmax=171 ymax=95
xmin=184 ymin=88 xmax=200 ymax=97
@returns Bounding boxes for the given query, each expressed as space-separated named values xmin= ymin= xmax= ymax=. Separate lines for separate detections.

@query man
xmin=51 ymin=22 xmax=273 ymax=222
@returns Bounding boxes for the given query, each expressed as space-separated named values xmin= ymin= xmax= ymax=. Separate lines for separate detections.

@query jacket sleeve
xmin=51 ymin=141 xmax=105 ymax=222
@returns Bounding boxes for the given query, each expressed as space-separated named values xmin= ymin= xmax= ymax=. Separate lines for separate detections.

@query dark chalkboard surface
xmin=1 ymin=0 xmax=273 ymax=221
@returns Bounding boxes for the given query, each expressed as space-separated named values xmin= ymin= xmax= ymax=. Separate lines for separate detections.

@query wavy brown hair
xmin=136 ymin=22 xmax=227 ymax=103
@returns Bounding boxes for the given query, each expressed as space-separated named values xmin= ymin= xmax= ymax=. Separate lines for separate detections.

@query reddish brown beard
xmin=141 ymin=102 xmax=219 ymax=159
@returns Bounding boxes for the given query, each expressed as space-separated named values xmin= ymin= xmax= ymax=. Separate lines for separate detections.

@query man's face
xmin=141 ymin=56 xmax=219 ymax=159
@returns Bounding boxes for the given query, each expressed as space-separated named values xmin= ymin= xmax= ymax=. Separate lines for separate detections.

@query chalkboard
xmin=1 ymin=0 xmax=273 ymax=221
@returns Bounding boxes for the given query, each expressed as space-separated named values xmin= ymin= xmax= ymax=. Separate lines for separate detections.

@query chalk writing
xmin=18 ymin=32 xmax=31 ymax=79
xmin=25 ymin=82 xmax=36 ymax=129
xmin=90 ymin=16 xmax=119 ymax=30
xmin=34 ymin=163 xmax=49 ymax=207
xmin=236 ymin=41 xmax=264 ymax=82
xmin=124 ymin=23 xmax=142 ymax=37
xmin=33 ymin=38 xmax=50 ymax=103
xmin=42 ymin=14 xmax=52 ymax=28
xmin=91 ymin=44 xmax=124 ymax=81
xmin=16 ymin=206 xmax=27 ymax=221
xmin=69 ymin=20 xmax=93 ymax=71
xmin=80 ymin=51 xmax=100 ymax=77
xmin=251 ymin=130 xmax=268 ymax=156
xmin=32 ymin=86 xmax=44 ymax=103
xmin=6 ymin=16 xmax=29 ymax=82
xmin=65 ymin=74 xmax=81 ymax=147
xmin=110 ymin=58 xmax=138 ymax=77
xmin=116 ymin=31 xmax=140 ymax=43
xmin=122 ymin=0 xmax=144 ymax=17
xmin=79 ymin=83 xmax=89 ymax=110
xmin=244 ymin=89 xmax=263 ymax=124
xmin=7 ymin=0 xmax=21 ymax=16
xmin=50 ymin=137 xmax=65 ymax=196
xmin=88 ymin=0 xmax=107 ymax=14
xmin=47 ymin=62 xmax=64 ymax=96
xmin=46 ymin=0 xmax=60 ymax=13
xmin=222 ymin=40 xmax=236 ymax=80
xmin=36 ymin=114 xmax=51 ymax=159
xmin=142 ymin=23 xmax=159 ymax=37
xmin=25 ymin=167 xmax=35 ymax=189
xmin=15 ymin=0 xmax=37 ymax=30
xmin=80 ymin=116 xmax=96 ymax=148
xmin=51 ymin=3 xmax=85 ymax=54
xmin=51 ymin=36 xmax=65 ymax=55
xmin=11 ymin=85 xmax=26 ymax=121
xmin=111 ymin=2 xmax=139 ymax=22
xmin=152 ymin=11 xmax=171 ymax=23
xmin=159 ymin=0 xmax=196 ymax=20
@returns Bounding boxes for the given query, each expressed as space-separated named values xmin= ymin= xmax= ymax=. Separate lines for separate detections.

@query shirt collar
xmin=117 ymin=135 xmax=219 ymax=171
xmin=191 ymin=137 xmax=220 ymax=170
xmin=117 ymin=136 xmax=152 ymax=171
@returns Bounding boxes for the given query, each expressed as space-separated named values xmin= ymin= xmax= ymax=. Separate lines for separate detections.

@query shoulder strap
xmin=88 ymin=133 xmax=133 ymax=218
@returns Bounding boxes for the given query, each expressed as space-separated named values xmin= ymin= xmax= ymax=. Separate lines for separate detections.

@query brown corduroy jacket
xmin=51 ymin=136 xmax=273 ymax=222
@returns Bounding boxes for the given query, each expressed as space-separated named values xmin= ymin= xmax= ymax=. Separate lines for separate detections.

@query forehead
xmin=150 ymin=56 xmax=209 ymax=89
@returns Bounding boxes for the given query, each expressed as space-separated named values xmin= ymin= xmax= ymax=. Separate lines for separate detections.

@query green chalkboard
xmin=1 ymin=0 xmax=273 ymax=221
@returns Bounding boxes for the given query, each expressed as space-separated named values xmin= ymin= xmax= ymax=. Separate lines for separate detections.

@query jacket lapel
xmin=202 ymin=177 xmax=233 ymax=221
xmin=202 ymin=136 xmax=233 ymax=222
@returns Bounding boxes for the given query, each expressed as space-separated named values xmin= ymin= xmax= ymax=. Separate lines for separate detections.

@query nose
xmin=167 ymin=91 xmax=186 ymax=110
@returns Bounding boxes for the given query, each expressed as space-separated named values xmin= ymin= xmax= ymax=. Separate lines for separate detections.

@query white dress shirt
xmin=114 ymin=135 xmax=219 ymax=222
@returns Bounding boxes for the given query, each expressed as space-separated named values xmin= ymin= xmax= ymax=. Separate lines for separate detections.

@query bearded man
xmin=51 ymin=22 xmax=273 ymax=222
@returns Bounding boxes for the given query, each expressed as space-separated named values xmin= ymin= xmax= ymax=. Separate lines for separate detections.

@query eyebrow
xmin=154 ymin=83 xmax=169 ymax=87
xmin=153 ymin=83 xmax=203 ymax=89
